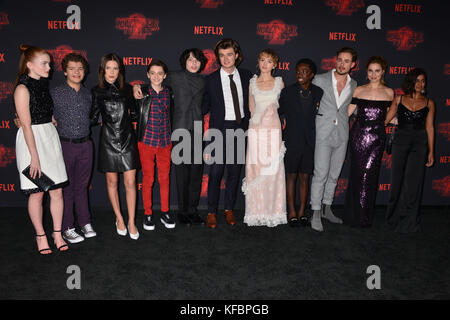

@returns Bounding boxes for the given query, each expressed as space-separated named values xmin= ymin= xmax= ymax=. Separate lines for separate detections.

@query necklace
xmin=299 ymin=89 xmax=311 ymax=98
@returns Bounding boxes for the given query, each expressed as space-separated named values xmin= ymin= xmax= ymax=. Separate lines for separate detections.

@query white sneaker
xmin=62 ymin=228 xmax=85 ymax=243
xmin=81 ymin=223 xmax=97 ymax=238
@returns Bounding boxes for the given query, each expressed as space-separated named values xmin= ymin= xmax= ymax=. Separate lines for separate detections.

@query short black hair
xmin=179 ymin=48 xmax=207 ymax=73
xmin=146 ymin=59 xmax=168 ymax=74
xmin=295 ymin=58 xmax=317 ymax=75
xmin=337 ymin=47 xmax=358 ymax=62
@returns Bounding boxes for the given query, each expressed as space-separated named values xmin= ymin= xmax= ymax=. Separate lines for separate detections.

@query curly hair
xmin=402 ymin=68 xmax=427 ymax=96
xmin=61 ymin=52 xmax=88 ymax=74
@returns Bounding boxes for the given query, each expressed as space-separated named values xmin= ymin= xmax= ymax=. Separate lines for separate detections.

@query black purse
xmin=22 ymin=165 xmax=55 ymax=192
xmin=385 ymin=123 xmax=397 ymax=155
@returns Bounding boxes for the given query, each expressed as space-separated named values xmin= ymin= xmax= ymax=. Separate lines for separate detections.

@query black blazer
xmin=202 ymin=67 xmax=253 ymax=131
xmin=278 ymin=82 xmax=323 ymax=151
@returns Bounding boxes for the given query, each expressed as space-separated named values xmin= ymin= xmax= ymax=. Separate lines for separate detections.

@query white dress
xmin=242 ymin=75 xmax=287 ymax=227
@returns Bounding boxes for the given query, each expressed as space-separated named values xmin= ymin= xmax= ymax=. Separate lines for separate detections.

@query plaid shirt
xmin=142 ymin=86 xmax=171 ymax=147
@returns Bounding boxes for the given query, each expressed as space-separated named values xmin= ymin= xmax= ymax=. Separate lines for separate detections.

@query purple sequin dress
xmin=343 ymin=98 xmax=391 ymax=227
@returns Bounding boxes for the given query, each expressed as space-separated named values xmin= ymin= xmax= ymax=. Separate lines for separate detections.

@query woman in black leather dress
xmin=91 ymin=53 xmax=139 ymax=239
xmin=384 ymin=68 xmax=435 ymax=233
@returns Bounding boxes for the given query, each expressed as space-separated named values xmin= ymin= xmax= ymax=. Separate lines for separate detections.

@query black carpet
xmin=0 ymin=206 xmax=449 ymax=300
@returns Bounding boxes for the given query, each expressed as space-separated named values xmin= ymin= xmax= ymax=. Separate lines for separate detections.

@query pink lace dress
xmin=242 ymin=75 xmax=287 ymax=227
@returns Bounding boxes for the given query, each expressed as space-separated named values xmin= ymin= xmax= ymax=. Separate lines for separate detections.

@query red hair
xmin=15 ymin=44 xmax=49 ymax=87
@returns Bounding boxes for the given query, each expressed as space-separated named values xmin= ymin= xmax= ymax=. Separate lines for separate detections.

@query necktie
xmin=228 ymin=74 xmax=241 ymax=124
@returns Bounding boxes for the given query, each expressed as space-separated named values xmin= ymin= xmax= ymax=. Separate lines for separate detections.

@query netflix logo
xmin=265 ymin=0 xmax=294 ymax=6
xmin=0 ymin=120 xmax=10 ymax=129
xmin=395 ymin=3 xmax=422 ymax=13
xmin=386 ymin=27 xmax=424 ymax=51
xmin=123 ymin=57 xmax=153 ymax=66
xmin=194 ymin=26 xmax=223 ymax=36
xmin=48 ymin=20 xmax=80 ymax=30
xmin=389 ymin=66 xmax=415 ymax=75
xmin=329 ymin=32 xmax=356 ymax=41
xmin=278 ymin=61 xmax=290 ymax=71
xmin=0 ymin=53 xmax=4 ymax=63
xmin=379 ymin=184 xmax=391 ymax=191
xmin=0 ymin=184 xmax=15 ymax=192
xmin=437 ymin=123 xmax=450 ymax=141
xmin=334 ymin=178 xmax=348 ymax=197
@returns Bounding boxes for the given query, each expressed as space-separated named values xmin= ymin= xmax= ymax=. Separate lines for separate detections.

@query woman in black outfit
xmin=384 ymin=68 xmax=435 ymax=233
xmin=91 ymin=53 xmax=139 ymax=239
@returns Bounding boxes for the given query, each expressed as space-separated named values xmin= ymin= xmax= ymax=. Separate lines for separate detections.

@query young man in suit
xmin=278 ymin=58 xmax=323 ymax=228
xmin=202 ymin=38 xmax=253 ymax=228
xmin=310 ymin=47 xmax=358 ymax=232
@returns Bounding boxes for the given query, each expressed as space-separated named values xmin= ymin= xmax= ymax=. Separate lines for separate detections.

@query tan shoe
xmin=206 ymin=213 xmax=217 ymax=228
xmin=224 ymin=210 xmax=236 ymax=226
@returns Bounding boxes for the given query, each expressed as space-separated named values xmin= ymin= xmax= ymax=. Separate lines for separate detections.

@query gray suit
xmin=310 ymin=70 xmax=357 ymax=210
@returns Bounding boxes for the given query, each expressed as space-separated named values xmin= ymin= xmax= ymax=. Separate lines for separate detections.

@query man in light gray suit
xmin=310 ymin=47 xmax=357 ymax=232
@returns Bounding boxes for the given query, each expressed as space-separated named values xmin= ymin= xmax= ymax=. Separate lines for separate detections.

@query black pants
xmin=206 ymin=120 xmax=246 ymax=214
xmin=173 ymin=131 xmax=203 ymax=214
xmin=386 ymin=128 xmax=428 ymax=233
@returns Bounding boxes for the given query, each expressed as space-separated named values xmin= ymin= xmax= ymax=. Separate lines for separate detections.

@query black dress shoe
xmin=188 ymin=213 xmax=205 ymax=225
xmin=178 ymin=213 xmax=191 ymax=225
xmin=299 ymin=216 xmax=311 ymax=227
xmin=288 ymin=217 xmax=299 ymax=228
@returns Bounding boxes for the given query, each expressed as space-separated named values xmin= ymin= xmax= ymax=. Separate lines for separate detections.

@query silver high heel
xmin=128 ymin=225 xmax=139 ymax=240
xmin=116 ymin=221 xmax=127 ymax=236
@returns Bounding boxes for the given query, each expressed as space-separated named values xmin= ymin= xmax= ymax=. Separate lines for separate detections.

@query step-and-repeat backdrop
xmin=0 ymin=0 xmax=449 ymax=208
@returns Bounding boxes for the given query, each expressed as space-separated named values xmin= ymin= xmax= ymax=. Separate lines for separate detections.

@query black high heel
xmin=36 ymin=234 xmax=52 ymax=255
xmin=52 ymin=230 xmax=69 ymax=252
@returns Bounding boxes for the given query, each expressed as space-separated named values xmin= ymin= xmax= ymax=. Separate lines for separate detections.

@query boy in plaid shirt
xmin=135 ymin=60 xmax=174 ymax=230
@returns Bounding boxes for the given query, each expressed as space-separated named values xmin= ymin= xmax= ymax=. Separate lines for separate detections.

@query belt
xmin=59 ymin=136 xmax=90 ymax=143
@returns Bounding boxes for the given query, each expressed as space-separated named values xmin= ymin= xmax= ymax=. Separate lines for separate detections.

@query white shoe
xmin=116 ymin=221 xmax=127 ymax=236
xmin=62 ymin=228 xmax=85 ymax=244
xmin=311 ymin=211 xmax=324 ymax=232
xmin=128 ymin=225 xmax=139 ymax=240
xmin=81 ymin=223 xmax=97 ymax=238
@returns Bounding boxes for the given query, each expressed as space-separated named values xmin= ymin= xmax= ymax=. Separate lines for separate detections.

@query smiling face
xmin=296 ymin=63 xmax=314 ymax=88
xmin=414 ymin=74 xmax=426 ymax=93
xmin=367 ymin=62 xmax=384 ymax=84
xmin=147 ymin=65 xmax=166 ymax=87
xmin=186 ymin=52 xmax=201 ymax=73
xmin=64 ymin=61 xmax=85 ymax=86
xmin=335 ymin=52 xmax=355 ymax=75
xmin=104 ymin=60 xmax=119 ymax=84
xmin=258 ymin=53 xmax=276 ymax=74
xmin=218 ymin=47 xmax=238 ymax=71
xmin=27 ymin=53 xmax=51 ymax=79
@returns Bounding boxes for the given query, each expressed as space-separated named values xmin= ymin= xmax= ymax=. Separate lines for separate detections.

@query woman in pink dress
xmin=242 ymin=49 xmax=287 ymax=227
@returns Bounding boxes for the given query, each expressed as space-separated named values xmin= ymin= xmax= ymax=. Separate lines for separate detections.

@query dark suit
xmin=202 ymin=67 xmax=253 ymax=214
xmin=278 ymin=82 xmax=323 ymax=174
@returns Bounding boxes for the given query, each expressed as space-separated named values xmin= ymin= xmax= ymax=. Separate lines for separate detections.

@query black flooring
xmin=0 ymin=206 xmax=449 ymax=300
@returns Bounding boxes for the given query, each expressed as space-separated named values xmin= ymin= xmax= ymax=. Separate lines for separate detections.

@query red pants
xmin=138 ymin=142 xmax=171 ymax=215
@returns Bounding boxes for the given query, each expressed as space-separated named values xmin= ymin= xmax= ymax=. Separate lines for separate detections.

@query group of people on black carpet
xmin=12 ymin=38 xmax=436 ymax=255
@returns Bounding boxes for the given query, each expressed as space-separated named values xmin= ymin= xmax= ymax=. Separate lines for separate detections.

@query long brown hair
xmin=15 ymin=44 xmax=49 ymax=87
xmin=366 ymin=56 xmax=387 ymax=85
xmin=98 ymin=53 xmax=124 ymax=90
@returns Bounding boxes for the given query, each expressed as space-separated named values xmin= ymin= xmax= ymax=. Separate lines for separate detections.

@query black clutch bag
xmin=22 ymin=165 xmax=55 ymax=192
xmin=385 ymin=124 xmax=397 ymax=155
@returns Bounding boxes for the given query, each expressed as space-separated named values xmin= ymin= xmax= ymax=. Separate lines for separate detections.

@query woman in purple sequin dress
xmin=343 ymin=57 xmax=394 ymax=227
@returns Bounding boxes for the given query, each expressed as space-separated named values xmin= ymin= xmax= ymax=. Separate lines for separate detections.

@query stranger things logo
xmin=386 ymin=27 xmax=424 ymax=51
xmin=47 ymin=45 xmax=87 ymax=71
xmin=325 ymin=0 xmax=365 ymax=16
xmin=0 ymin=82 xmax=13 ymax=102
xmin=0 ymin=145 xmax=15 ymax=168
xmin=432 ymin=176 xmax=450 ymax=197
xmin=201 ymin=49 xmax=219 ymax=75
xmin=257 ymin=20 xmax=298 ymax=45
xmin=0 ymin=12 xmax=9 ymax=30
xmin=196 ymin=0 xmax=224 ymax=8
xmin=437 ymin=122 xmax=450 ymax=141
xmin=334 ymin=178 xmax=348 ymax=197
xmin=321 ymin=56 xmax=360 ymax=72
xmin=115 ymin=14 xmax=159 ymax=40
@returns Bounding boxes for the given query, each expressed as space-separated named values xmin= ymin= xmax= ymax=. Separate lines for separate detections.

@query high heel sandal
xmin=36 ymin=234 xmax=52 ymax=255
xmin=52 ymin=230 xmax=69 ymax=252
